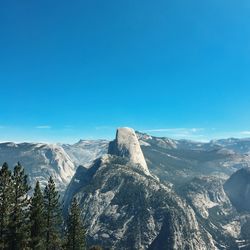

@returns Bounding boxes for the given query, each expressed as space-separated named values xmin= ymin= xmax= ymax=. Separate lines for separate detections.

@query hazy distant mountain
xmin=0 ymin=142 xmax=76 ymax=193
xmin=1 ymin=134 xmax=250 ymax=195
xmin=62 ymin=139 xmax=109 ymax=167
xmin=0 ymin=139 xmax=109 ymax=193
xmin=212 ymin=138 xmax=250 ymax=154
xmin=137 ymin=132 xmax=250 ymax=186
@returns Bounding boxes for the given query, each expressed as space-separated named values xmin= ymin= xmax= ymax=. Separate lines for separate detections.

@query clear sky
xmin=0 ymin=0 xmax=250 ymax=143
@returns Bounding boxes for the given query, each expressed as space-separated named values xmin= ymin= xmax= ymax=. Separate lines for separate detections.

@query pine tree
xmin=0 ymin=162 xmax=13 ymax=249
xmin=44 ymin=176 xmax=62 ymax=250
xmin=66 ymin=197 xmax=85 ymax=250
xmin=30 ymin=181 xmax=45 ymax=250
xmin=8 ymin=162 xmax=31 ymax=250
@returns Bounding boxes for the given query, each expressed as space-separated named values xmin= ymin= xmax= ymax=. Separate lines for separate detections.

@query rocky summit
xmin=4 ymin=127 xmax=250 ymax=249
xmin=64 ymin=128 xmax=215 ymax=249
xmin=108 ymin=127 xmax=150 ymax=175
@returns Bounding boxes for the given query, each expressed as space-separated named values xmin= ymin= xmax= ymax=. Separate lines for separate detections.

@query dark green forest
xmin=0 ymin=162 xmax=99 ymax=250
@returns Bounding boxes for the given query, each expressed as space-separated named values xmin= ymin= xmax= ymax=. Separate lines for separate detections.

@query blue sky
xmin=0 ymin=0 xmax=250 ymax=143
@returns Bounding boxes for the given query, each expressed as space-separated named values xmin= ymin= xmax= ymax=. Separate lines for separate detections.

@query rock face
xmin=0 ymin=142 xmax=76 ymax=193
xmin=65 ymin=156 xmax=213 ymax=250
xmin=108 ymin=128 xmax=150 ymax=175
xmin=64 ymin=128 xmax=214 ymax=249
xmin=224 ymin=167 xmax=250 ymax=212
xmin=179 ymin=177 xmax=241 ymax=249
xmin=178 ymin=174 xmax=250 ymax=249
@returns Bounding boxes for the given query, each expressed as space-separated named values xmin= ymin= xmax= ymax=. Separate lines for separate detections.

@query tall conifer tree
xmin=44 ymin=176 xmax=62 ymax=250
xmin=66 ymin=197 xmax=85 ymax=250
xmin=8 ymin=162 xmax=31 ymax=250
xmin=30 ymin=181 xmax=45 ymax=250
xmin=0 ymin=162 xmax=13 ymax=249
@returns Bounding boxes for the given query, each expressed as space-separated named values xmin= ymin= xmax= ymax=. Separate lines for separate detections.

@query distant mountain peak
xmin=0 ymin=142 xmax=76 ymax=193
xmin=108 ymin=127 xmax=150 ymax=175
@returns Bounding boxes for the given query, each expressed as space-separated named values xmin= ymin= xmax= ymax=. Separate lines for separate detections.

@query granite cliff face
xmin=178 ymin=177 xmax=241 ymax=249
xmin=108 ymin=128 xmax=150 ymax=175
xmin=64 ymin=128 xmax=214 ymax=249
xmin=177 ymin=174 xmax=250 ymax=249
xmin=0 ymin=142 xmax=76 ymax=192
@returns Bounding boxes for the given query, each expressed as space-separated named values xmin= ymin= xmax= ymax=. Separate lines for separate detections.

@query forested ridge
xmin=0 ymin=162 xmax=97 ymax=250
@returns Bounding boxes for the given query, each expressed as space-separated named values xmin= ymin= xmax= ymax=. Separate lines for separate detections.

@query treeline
xmin=0 ymin=162 xmax=86 ymax=250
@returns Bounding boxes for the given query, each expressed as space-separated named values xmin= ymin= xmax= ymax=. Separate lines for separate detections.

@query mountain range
xmin=1 ymin=128 xmax=250 ymax=249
